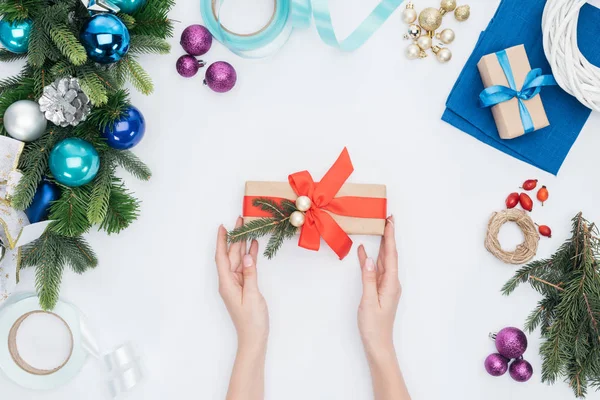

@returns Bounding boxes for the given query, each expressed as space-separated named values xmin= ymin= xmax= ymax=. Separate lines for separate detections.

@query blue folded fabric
xmin=442 ymin=0 xmax=600 ymax=175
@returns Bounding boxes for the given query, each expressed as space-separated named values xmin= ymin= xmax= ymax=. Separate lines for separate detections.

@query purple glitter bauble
xmin=484 ymin=353 xmax=509 ymax=377
xmin=509 ymin=359 xmax=533 ymax=382
xmin=176 ymin=55 xmax=203 ymax=78
xmin=204 ymin=61 xmax=237 ymax=93
xmin=495 ymin=327 xmax=528 ymax=359
xmin=180 ymin=24 xmax=212 ymax=56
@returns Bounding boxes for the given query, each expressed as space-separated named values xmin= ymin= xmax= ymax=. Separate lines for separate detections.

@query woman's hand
xmin=216 ymin=217 xmax=269 ymax=350
xmin=216 ymin=218 xmax=269 ymax=400
xmin=357 ymin=215 xmax=401 ymax=356
xmin=357 ymin=215 xmax=411 ymax=400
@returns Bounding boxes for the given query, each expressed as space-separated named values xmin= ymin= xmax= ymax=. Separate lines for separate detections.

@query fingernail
xmin=365 ymin=258 xmax=375 ymax=271
xmin=243 ymin=254 xmax=253 ymax=268
xmin=387 ymin=215 xmax=395 ymax=226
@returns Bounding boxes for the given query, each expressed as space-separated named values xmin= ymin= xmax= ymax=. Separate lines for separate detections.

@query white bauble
xmin=295 ymin=196 xmax=312 ymax=212
xmin=4 ymin=100 xmax=47 ymax=142
xmin=439 ymin=29 xmax=455 ymax=44
xmin=290 ymin=211 xmax=306 ymax=228
xmin=406 ymin=44 xmax=421 ymax=60
xmin=436 ymin=48 xmax=452 ymax=63
xmin=402 ymin=8 xmax=417 ymax=24
xmin=417 ymin=35 xmax=432 ymax=50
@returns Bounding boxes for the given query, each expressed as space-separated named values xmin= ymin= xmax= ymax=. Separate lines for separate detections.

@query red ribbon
xmin=243 ymin=148 xmax=387 ymax=260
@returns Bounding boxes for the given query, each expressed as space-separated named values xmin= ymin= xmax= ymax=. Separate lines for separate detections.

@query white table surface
xmin=2 ymin=0 xmax=600 ymax=398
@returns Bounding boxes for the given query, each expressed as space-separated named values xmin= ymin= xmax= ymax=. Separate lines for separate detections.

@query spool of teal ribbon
xmin=200 ymin=0 xmax=402 ymax=57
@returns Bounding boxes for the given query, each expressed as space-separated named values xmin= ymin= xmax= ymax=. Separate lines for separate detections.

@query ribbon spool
xmin=200 ymin=0 xmax=403 ymax=57
xmin=0 ymin=293 xmax=142 ymax=397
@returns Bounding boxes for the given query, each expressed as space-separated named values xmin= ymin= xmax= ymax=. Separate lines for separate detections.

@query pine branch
xmin=48 ymin=23 xmax=87 ymax=66
xmin=27 ymin=20 xmax=50 ymax=67
xmin=99 ymin=180 xmax=140 ymax=234
xmin=129 ymin=35 xmax=171 ymax=54
xmin=120 ymin=55 xmax=154 ymax=95
xmin=0 ymin=49 xmax=28 ymax=62
xmin=87 ymin=153 xmax=115 ymax=224
xmin=48 ymin=186 xmax=92 ymax=237
xmin=109 ymin=149 xmax=152 ymax=180
xmin=78 ymin=65 xmax=109 ymax=105
xmin=264 ymin=219 xmax=297 ymax=259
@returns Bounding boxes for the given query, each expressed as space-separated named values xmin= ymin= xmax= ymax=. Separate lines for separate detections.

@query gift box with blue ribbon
xmin=478 ymin=44 xmax=556 ymax=140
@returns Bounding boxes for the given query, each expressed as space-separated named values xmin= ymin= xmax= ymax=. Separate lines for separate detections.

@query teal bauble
xmin=111 ymin=0 xmax=146 ymax=14
xmin=0 ymin=19 xmax=32 ymax=53
xmin=49 ymin=138 xmax=100 ymax=187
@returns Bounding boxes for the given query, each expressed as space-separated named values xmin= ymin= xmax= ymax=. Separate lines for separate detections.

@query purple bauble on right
xmin=204 ymin=61 xmax=237 ymax=93
xmin=495 ymin=327 xmax=528 ymax=359
xmin=509 ymin=359 xmax=533 ymax=382
xmin=484 ymin=353 xmax=509 ymax=377
xmin=180 ymin=24 xmax=212 ymax=56
xmin=176 ymin=55 xmax=204 ymax=78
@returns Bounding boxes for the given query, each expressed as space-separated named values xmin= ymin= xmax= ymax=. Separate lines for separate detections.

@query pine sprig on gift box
xmin=0 ymin=0 xmax=171 ymax=309
xmin=502 ymin=213 xmax=600 ymax=398
xmin=228 ymin=198 xmax=299 ymax=259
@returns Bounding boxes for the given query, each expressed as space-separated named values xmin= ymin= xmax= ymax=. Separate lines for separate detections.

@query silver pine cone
xmin=38 ymin=77 xmax=91 ymax=127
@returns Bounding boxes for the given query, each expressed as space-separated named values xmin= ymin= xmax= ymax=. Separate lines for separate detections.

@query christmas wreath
xmin=0 ymin=0 xmax=173 ymax=309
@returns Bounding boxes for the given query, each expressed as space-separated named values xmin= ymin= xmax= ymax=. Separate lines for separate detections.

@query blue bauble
xmin=102 ymin=106 xmax=146 ymax=149
xmin=80 ymin=14 xmax=130 ymax=64
xmin=49 ymin=138 xmax=100 ymax=187
xmin=25 ymin=180 xmax=61 ymax=223
xmin=111 ymin=0 xmax=146 ymax=14
xmin=0 ymin=19 xmax=32 ymax=54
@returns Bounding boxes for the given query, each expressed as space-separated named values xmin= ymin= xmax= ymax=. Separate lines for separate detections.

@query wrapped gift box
xmin=243 ymin=181 xmax=387 ymax=236
xmin=477 ymin=44 xmax=550 ymax=140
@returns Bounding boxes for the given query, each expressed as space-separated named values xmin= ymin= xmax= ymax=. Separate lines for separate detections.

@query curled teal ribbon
xmin=200 ymin=0 xmax=401 ymax=57
xmin=479 ymin=50 xmax=557 ymax=134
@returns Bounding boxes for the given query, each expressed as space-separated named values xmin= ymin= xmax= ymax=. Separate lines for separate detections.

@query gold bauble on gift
xmin=418 ymin=7 xmax=443 ymax=32
xmin=454 ymin=4 xmax=470 ymax=21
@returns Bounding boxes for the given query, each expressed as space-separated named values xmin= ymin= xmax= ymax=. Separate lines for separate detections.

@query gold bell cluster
xmin=402 ymin=0 xmax=471 ymax=63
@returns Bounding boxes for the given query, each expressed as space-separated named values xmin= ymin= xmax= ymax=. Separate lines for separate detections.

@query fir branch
xmin=109 ymin=149 xmax=152 ymax=180
xmin=228 ymin=218 xmax=281 ymax=243
xmin=0 ymin=49 xmax=28 ymax=62
xmin=99 ymin=180 xmax=140 ymax=234
xmin=264 ymin=219 xmax=297 ymax=259
xmin=48 ymin=23 xmax=87 ymax=66
xmin=87 ymin=153 xmax=116 ymax=224
xmin=78 ymin=65 xmax=109 ymax=105
xmin=120 ymin=55 xmax=154 ymax=95
xmin=117 ymin=12 xmax=136 ymax=29
xmin=48 ymin=186 xmax=93 ymax=237
xmin=254 ymin=198 xmax=285 ymax=218
xmin=27 ymin=20 xmax=49 ymax=67
xmin=129 ymin=34 xmax=170 ymax=54
xmin=85 ymin=89 xmax=129 ymax=129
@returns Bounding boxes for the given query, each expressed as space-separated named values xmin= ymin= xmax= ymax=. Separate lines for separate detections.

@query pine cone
xmin=38 ymin=77 xmax=91 ymax=127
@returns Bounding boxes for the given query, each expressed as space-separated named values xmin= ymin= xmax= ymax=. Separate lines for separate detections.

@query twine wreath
xmin=485 ymin=209 xmax=540 ymax=265
xmin=542 ymin=0 xmax=600 ymax=111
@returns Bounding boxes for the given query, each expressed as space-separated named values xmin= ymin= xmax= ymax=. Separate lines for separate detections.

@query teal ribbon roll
xmin=200 ymin=0 xmax=402 ymax=57
xmin=479 ymin=50 xmax=557 ymax=134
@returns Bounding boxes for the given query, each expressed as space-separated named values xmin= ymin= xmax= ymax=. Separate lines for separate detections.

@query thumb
xmin=242 ymin=254 xmax=259 ymax=293
xmin=361 ymin=257 xmax=378 ymax=301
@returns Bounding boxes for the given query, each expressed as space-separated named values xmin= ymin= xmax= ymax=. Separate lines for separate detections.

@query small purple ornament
xmin=494 ymin=327 xmax=528 ymax=359
xmin=484 ymin=353 xmax=509 ymax=377
xmin=204 ymin=61 xmax=237 ymax=93
xmin=509 ymin=359 xmax=533 ymax=382
xmin=180 ymin=24 xmax=212 ymax=56
xmin=176 ymin=55 xmax=205 ymax=78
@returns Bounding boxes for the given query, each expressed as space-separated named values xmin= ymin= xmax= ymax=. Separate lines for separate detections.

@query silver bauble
xmin=4 ymin=100 xmax=47 ymax=142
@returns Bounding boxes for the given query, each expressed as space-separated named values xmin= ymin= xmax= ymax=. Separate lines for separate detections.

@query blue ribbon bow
xmin=479 ymin=49 xmax=556 ymax=134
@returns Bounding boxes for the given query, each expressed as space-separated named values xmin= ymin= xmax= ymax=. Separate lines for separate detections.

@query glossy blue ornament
xmin=111 ymin=0 xmax=146 ymax=14
xmin=25 ymin=180 xmax=61 ymax=223
xmin=49 ymin=138 xmax=100 ymax=187
xmin=102 ymin=106 xmax=146 ymax=149
xmin=80 ymin=14 xmax=130 ymax=64
xmin=0 ymin=19 xmax=32 ymax=54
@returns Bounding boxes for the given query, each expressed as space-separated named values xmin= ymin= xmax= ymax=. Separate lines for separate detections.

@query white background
xmin=2 ymin=0 xmax=600 ymax=399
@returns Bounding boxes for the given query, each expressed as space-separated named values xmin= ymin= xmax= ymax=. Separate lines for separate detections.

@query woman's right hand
xmin=357 ymin=215 xmax=401 ymax=357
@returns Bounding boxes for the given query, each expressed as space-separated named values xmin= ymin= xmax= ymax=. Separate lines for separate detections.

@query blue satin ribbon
xmin=200 ymin=0 xmax=401 ymax=57
xmin=479 ymin=50 xmax=557 ymax=134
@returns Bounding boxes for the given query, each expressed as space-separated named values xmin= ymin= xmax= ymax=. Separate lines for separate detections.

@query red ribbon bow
xmin=244 ymin=148 xmax=386 ymax=259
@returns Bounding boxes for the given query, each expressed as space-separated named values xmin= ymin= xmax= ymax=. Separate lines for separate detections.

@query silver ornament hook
xmin=489 ymin=332 xmax=497 ymax=341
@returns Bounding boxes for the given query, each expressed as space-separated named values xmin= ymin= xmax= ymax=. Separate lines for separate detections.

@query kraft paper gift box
xmin=243 ymin=181 xmax=387 ymax=236
xmin=477 ymin=44 xmax=550 ymax=140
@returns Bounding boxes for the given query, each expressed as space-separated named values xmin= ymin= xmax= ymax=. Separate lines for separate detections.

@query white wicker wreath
xmin=542 ymin=0 xmax=600 ymax=111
